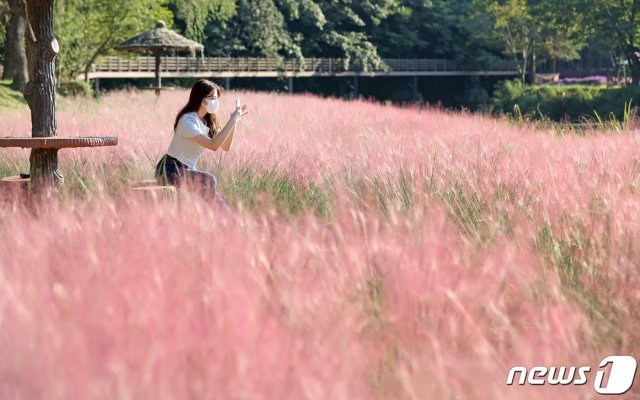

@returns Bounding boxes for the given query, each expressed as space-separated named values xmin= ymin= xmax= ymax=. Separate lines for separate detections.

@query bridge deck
xmin=84 ymin=56 xmax=519 ymax=79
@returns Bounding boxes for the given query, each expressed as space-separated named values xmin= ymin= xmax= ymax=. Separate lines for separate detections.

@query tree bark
xmin=529 ymin=39 xmax=536 ymax=85
xmin=23 ymin=0 xmax=63 ymax=195
xmin=628 ymin=50 xmax=640 ymax=86
xmin=2 ymin=0 xmax=28 ymax=91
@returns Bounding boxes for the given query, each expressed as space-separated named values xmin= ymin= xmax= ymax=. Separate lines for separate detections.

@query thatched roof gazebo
xmin=114 ymin=20 xmax=204 ymax=94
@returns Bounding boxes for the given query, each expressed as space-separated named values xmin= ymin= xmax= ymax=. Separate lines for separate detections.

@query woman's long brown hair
xmin=174 ymin=79 xmax=223 ymax=138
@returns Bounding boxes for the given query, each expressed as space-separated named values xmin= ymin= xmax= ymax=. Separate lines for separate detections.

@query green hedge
xmin=491 ymin=80 xmax=640 ymax=122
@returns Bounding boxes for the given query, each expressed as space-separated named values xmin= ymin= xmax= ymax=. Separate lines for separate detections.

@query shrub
xmin=491 ymin=79 xmax=640 ymax=122
xmin=57 ymin=80 xmax=92 ymax=97
xmin=464 ymin=86 xmax=490 ymax=111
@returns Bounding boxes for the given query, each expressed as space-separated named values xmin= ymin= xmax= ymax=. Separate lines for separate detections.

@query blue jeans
xmin=155 ymin=154 xmax=229 ymax=209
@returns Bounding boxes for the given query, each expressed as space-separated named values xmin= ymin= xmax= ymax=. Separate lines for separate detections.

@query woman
xmin=155 ymin=79 xmax=248 ymax=208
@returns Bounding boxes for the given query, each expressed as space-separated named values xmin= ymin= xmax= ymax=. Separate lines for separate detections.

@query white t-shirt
xmin=166 ymin=112 xmax=210 ymax=170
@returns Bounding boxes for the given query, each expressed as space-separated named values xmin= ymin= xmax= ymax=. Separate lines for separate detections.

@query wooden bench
xmin=0 ymin=175 xmax=29 ymax=203
xmin=0 ymin=175 xmax=178 ymax=203
xmin=129 ymin=179 xmax=178 ymax=202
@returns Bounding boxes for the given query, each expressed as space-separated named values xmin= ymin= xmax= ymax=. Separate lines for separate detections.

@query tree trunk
xmin=529 ymin=39 xmax=536 ymax=85
xmin=2 ymin=0 xmax=28 ymax=91
xmin=631 ymin=63 xmax=640 ymax=86
xmin=23 ymin=0 xmax=63 ymax=195
xmin=628 ymin=51 xmax=640 ymax=86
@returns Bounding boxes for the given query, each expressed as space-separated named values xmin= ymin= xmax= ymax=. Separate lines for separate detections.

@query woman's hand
xmin=230 ymin=104 xmax=249 ymax=123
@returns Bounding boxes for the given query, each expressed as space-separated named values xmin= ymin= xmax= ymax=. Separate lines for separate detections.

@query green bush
xmin=465 ymin=86 xmax=490 ymax=111
xmin=491 ymin=80 xmax=640 ymax=122
xmin=57 ymin=80 xmax=92 ymax=97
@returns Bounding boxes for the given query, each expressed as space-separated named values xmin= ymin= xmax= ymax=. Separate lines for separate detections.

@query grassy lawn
xmin=0 ymin=80 xmax=27 ymax=111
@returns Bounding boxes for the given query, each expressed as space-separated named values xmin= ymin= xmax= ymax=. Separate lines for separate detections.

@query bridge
xmin=85 ymin=56 xmax=519 ymax=79
xmin=83 ymin=56 xmax=519 ymax=97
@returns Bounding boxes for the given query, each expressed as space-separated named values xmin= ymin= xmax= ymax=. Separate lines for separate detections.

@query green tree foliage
xmin=17 ymin=0 xmax=622 ymax=92
xmin=301 ymin=0 xmax=400 ymax=70
xmin=169 ymin=0 xmax=235 ymax=42
xmin=472 ymin=0 xmax=535 ymax=83
xmin=54 ymin=0 xmax=173 ymax=81
xmin=204 ymin=0 xmax=303 ymax=62
xmin=373 ymin=0 xmax=493 ymax=64
xmin=203 ymin=0 xmax=400 ymax=71
xmin=587 ymin=0 xmax=640 ymax=85
xmin=472 ymin=0 xmax=586 ymax=83
xmin=533 ymin=0 xmax=587 ymax=64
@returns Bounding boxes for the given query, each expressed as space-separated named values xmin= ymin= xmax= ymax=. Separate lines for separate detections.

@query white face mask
xmin=206 ymin=98 xmax=220 ymax=114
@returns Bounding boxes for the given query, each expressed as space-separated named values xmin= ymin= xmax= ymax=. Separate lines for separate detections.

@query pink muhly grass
xmin=0 ymin=89 xmax=638 ymax=398
xmin=0 ymin=196 xmax=599 ymax=399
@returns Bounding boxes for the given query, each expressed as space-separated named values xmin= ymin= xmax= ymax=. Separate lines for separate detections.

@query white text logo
xmin=506 ymin=356 xmax=637 ymax=395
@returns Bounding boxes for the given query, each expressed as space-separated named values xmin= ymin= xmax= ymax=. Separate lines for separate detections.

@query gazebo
xmin=114 ymin=20 xmax=204 ymax=95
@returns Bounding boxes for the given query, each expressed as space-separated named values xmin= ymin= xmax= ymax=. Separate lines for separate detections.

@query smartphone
xmin=235 ymin=98 xmax=241 ymax=110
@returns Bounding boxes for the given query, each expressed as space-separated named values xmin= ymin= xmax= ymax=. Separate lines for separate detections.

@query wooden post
xmin=154 ymin=49 xmax=161 ymax=96
xmin=353 ymin=76 xmax=359 ymax=99
xmin=288 ymin=76 xmax=293 ymax=94
xmin=94 ymin=77 xmax=100 ymax=100
xmin=225 ymin=77 xmax=230 ymax=91
xmin=23 ymin=0 xmax=63 ymax=194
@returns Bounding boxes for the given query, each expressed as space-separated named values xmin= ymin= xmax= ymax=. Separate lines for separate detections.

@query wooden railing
xmin=92 ymin=56 xmax=519 ymax=76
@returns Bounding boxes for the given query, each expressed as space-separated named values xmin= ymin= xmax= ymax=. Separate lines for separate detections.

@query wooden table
xmin=0 ymin=136 xmax=118 ymax=196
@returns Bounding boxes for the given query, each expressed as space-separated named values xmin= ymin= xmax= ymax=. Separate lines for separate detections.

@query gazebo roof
xmin=114 ymin=20 xmax=204 ymax=53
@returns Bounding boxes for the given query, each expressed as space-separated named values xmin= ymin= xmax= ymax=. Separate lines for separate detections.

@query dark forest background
xmin=1 ymin=0 xmax=637 ymax=110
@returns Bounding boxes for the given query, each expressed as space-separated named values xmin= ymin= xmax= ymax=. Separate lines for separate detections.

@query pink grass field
xmin=0 ymin=89 xmax=639 ymax=399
